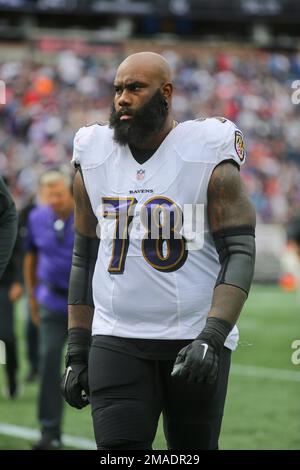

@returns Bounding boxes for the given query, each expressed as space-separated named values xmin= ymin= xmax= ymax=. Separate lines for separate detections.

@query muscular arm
xmin=68 ymin=170 xmax=99 ymax=331
xmin=62 ymin=169 xmax=99 ymax=408
xmin=207 ymin=161 xmax=256 ymax=326
xmin=171 ymin=160 xmax=255 ymax=384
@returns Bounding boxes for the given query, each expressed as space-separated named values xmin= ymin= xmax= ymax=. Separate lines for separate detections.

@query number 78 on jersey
xmin=97 ymin=197 xmax=205 ymax=274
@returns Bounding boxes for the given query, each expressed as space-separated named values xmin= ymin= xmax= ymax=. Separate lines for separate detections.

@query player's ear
xmin=161 ymin=82 xmax=173 ymax=99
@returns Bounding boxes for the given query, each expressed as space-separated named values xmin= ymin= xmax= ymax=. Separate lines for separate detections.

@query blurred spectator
xmin=0 ymin=219 xmax=23 ymax=398
xmin=0 ymin=46 xmax=300 ymax=224
xmin=0 ymin=176 xmax=18 ymax=278
xmin=19 ymin=174 xmax=56 ymax=383
xmin=19 ymin=195 xmax=39 ymax=383
xmin=23 ymin=169 xmax=74 ymax=450
xmin=280 ymin=214 xmax=300 ymax=297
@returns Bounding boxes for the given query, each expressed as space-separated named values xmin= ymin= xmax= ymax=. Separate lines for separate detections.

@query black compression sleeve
xmin=68 ymin=231 xmax=100 ymax=307
xmin=213 ymin=225 xmax=256 ymax=296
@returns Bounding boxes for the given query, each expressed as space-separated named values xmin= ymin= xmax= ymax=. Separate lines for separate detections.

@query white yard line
xmin=0 ymin=364 xmax=299 ymax=448
xmin=0 ymin=423 xmax=96 ymax=449
xmin=231 ymin=364 xmax=300 ymax=382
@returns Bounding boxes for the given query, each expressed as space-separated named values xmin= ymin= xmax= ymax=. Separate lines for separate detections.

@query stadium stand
xmin=1 ymin=43 xmax=300 ymax=226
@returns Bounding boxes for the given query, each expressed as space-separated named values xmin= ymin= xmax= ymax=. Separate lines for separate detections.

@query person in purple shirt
xmin=24 ymin=169 xmax=74 ymax=450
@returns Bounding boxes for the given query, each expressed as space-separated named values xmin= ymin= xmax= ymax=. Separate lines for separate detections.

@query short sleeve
xmin=71 ymin=127 xmax=86 ymax=168
xmin=181 ymin=117 xmax=247 ymax=166
xmin=70 ymin=124 xmax=113 ymax=170
xmin=216 ymin=118 xmax=246 ymax=167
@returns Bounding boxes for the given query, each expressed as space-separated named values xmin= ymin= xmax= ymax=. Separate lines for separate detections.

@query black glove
xmin=171 ymin=317 xmax=232 ymax=385
xmin=61 ymin=328 xmax=90 ymax=409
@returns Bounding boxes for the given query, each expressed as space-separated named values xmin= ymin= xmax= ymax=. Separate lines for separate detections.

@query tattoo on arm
xmin=207 ymin=161 xmax=256 ymax=326
xmin=207 ymin=161 xmax=256 ymax=233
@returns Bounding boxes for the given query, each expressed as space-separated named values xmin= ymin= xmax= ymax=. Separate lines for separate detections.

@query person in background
xmin=0 ymin=175 xmax=18 ymax=279
xmin=19 ymin=183 xmax=52 ymax=383
xmin=280 ymin=215 xmax=300 ymax=297
xmin=24 ymin=169 xmax=74 ymax=450
xmin=0 ymin=175 xmax=20 ymax=397
xmin=0 ymin=215 xmax=23 ymax=398
xmin=19 ymin=195 xmax=39 ymax=383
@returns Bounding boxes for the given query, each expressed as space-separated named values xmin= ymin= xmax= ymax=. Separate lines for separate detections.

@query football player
xmin=62 ymin=52 xmax=256 ymax=450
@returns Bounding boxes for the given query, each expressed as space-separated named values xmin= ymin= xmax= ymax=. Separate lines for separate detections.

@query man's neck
xmin=53 ymin=206 xmax=74 ymax=220
xmin=129 ymin=146 xmax=156 ymax=165
xmin=132 ymin=115 xmax=175 ymax=150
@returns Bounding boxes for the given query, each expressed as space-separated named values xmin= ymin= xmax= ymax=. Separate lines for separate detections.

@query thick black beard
xmin=109 ymin=89 xmax=168 ymax=147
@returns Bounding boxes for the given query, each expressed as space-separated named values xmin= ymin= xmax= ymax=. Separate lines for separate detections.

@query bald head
xmin=116 ymin=52 xmax=172 ymax=85
xmin=110 ymin=51 xmax=175 ymax=148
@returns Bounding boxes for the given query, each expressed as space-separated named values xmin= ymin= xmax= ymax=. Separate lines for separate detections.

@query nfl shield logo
xmin=136 ymin=169 xmax=145 ymax=181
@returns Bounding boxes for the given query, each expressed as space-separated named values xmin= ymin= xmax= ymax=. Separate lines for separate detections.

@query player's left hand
xmin=171 ymin=339 xmax=219 ymax=384
xmin=171 ymin=317 xmax=232 ymax=385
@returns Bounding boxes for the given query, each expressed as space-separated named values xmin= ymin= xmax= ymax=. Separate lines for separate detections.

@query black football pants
xmin=89 ymin=344 xmax=231 ymax=450
xmin=38 ymin=306 xmax=68 ymax=439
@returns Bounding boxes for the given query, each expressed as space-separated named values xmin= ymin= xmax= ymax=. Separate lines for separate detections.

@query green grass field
xmin=0 ymin=285 xmax=299 ymax=450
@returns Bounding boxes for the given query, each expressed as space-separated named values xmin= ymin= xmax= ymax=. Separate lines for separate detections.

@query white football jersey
xmin=72 ymin=118 xmax=246 ymax=350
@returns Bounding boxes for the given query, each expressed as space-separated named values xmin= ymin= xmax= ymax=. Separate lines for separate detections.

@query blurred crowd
xmin=1 ymin=46 xmax=300 ymax=224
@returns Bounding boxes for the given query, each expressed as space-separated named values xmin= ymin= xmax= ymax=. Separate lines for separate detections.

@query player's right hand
xmin=61 ymin=327 xmax=91 ymax=409
xmin=61 ymin=361 xmax=89 ymax=409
